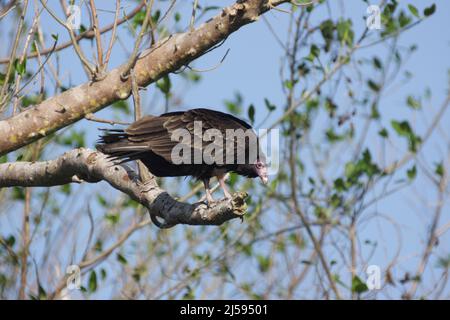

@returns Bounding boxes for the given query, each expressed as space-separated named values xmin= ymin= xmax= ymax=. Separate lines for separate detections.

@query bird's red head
xmin=255 ymin=159 xmax=268 ymax=184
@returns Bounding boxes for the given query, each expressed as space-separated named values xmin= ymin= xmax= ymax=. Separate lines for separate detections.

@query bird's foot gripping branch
xmin=151 ymin=191 xmax=249 ymax=229
xmin=0 ymin=148 xmax=249 ymax=228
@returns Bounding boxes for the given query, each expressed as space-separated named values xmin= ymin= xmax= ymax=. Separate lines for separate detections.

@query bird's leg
xmin=217 ymin=174 xmax=232 ymax=199
xmin=203 ymin=178 xmax=214 ymax=204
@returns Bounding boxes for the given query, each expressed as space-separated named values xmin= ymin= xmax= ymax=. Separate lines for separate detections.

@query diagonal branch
xmin=0 ymin=148 xmax=249 ymax=228
xmin=0 ymin=0 xmax=289 ymax=156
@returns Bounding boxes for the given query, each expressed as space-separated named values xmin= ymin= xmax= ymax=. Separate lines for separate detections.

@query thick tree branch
xmin=0 ymin=0 xmax=288 ymax=156
xmin=0 ymin=148 xmax=249 ymax=228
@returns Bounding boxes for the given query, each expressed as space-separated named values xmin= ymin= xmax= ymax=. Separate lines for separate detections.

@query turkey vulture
xmin=96 ymin=108 xmax=268 ymax=203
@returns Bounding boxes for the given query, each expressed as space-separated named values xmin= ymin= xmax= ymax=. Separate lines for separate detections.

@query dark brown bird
xmin=96 ymin=108 xmax=268 ymax=203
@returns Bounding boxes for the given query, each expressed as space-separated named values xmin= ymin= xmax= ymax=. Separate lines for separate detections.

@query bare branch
xmin=89 ymin=0 xmax=104 ymax=70
xmin=104 ymin=0 xmax=121 ymax=68
xmin=0 ymin=0 xmax=29 ymax=108
xmin=0 ymin=1 xmax=146 ymax=65
xmin=120 ymin=0 xmax=154 ymax=79
xmin=0 ymin=148 xmax=249 ymax=228
xmin=39 ymin=0 xmax=96 ymax=76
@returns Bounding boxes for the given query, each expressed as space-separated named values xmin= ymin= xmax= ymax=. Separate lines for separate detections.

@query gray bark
xmin=0 ymin=148 xmax=249 ymax=228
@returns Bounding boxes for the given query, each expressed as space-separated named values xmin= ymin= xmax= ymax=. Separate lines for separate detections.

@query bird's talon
xmin=222 ymin=191 xmax=233 ymax=200
xmin=203 ymin=199 xmax=217 ymax=208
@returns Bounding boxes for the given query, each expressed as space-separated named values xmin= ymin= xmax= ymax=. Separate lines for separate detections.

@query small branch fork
xmin=0 ymin=148 xmax=249 ymax=228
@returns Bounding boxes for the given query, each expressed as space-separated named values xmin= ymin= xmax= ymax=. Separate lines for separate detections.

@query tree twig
xmin=39 ymin=0 xmax=96 ymax=76
xmin=0 ymin=1 xmax=147 ymax=64
xmin=89 ymin=0 xmax=104 ymax=72
xmin=121 ymin=0 xmax=154 ymax=80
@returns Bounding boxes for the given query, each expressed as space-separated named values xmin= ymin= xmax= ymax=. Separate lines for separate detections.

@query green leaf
xmin=156 ymin=75 xmax=171 ymax=95
xmin=435 ymin=162 xmax=444 ymax=177
xmin=423 ymin=4 xmax=436 ymax=17
xmin=407 ymin=165 xmax=417 ymax=180
xmin=326 ymin=128 xmax=344 ymax=142
xmin=38 ymin=283 xmax=47 ymax=300
xmin=257 ymin=255 xmax=271 ymax=273
xmin=237 ymin=242 xmax=253 ymax=256
xmin=408 ymin=4 xmax=419 ymax=18
xmin=330 ymin=193 xmax=342 ymax=208
xmin=105 ymin=213 xmax=120 ymax=225
xmin=288 ymin=233 xmax=304 ymax=248
xmin=336 ymin=19 xmax=354 ymax=46
xmin=325 ymin=98 xmax=337 ymax=116
xmin=117 ymin=253 xmax=128 ymax=265
xmin=437 ymin=254 xmax=450 ymax=269
xmin=373 ymin=57 xmax=383 ymax=70
xmin=305 ymin=98 xmax=319 ymax=111
xmin=79 ymin=25 xmax=87 ymax=34
xmin=367 ymin=80 xmax=380 ymax=92
xmin=314 ymin=206 xmax=330 ymax=219
xmin=398 ymin=11 xmax=412 ymax=28
xmin=264 ymin=98 xmax=276 ymax=112
xmin=391 ymin=120 xmax=422 ymax=152
xmin=112 ymin=100 xmax=130 ymax=114
xmin=100 ymin=268 xmax=107 ymax=280
xmin=21 ymin=95 xmax=41 ymax=108
xmin=352 ymin=275 xmax=369 ymax=294
xmin=13 ymin=58 xmax=26 ymax=76
xmin=391 ymin=120 xmax=408 ymax=136
xmin=12 ymin=187 xmax=25 ymax=200
xmin=378 ymin=128 xmax=388 ymax=138
xmin=284 ymin=79 xmax=294 ymax=90
xmin=88 ymin=271 xmax=97 ymax=292
xmin=97 ymin=194 xmax=108 ymax=207
xmin=60 ymin=184 xmax=71 ymax=195
xmin=182 ymin=286 xmax=195 ymax=300
xmin=51 ymin=33 xmax=59 ymax=41
xmin=345 ymin=162 xmax=357 ymax=180
xmin=333 ymin=178 xmax=347 ymax=192
xmin=310 ymin=44 xmax=320 ymax=59
xmin=332 ymin=274 xmax=347 ymax=288
xmin=344 ymin=149 xmax=380 ymax=184
xmin=132 ymin=11 xmax=145 ymax=28
xmin=151 ymin=10 xmax=161 ymax=24
xmin=371 ymin=102 xmax=380 ymax=119
xmin=320 ymin=19 xmax=335 ymax=52
xmin=59 ymin=130 xmax=85 ymax=148
xmin=406 ymin=96 xmax=421 ymax=109
xmin=4 ymin=235 xmax=15 ymax=246
xmin=297 ymin=62 xmax=310 ymax=77
xmin=224 ymin=93 xmax=243 ymax=115
xmin=248 ymin=104 xmax=255 ymax=124
xmin=186 ymin=71 xmax=201 ymax=82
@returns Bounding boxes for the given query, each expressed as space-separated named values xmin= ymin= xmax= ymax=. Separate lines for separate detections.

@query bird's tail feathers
xmin=96 ymin=129 xmax=149 ymax=163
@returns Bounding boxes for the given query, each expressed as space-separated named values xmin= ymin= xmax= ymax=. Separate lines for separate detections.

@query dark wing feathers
xmin=97 ymin=108 xmax=258 ymax=166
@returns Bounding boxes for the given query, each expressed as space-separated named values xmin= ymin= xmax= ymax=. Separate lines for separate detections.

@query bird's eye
xmin=256 ymin=162 xmax=262 ymax=169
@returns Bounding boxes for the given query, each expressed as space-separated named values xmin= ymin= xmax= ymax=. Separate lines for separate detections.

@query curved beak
xmin=256 ymin=161 xmax=268 ymax=185
xmin=260 ymin=175 xmax=268 ymax=185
